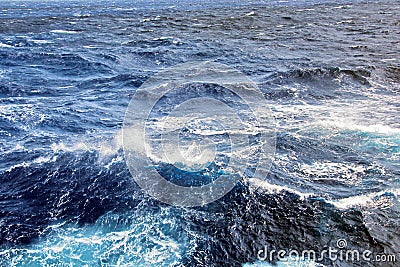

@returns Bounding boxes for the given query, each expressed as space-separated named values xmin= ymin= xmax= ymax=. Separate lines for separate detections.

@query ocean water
xmin=0 ymin=0 xmax=399 ymax=266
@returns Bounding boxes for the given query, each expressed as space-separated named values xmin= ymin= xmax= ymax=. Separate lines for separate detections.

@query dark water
xmin=0 ymin=0 xmax=399 ymax=266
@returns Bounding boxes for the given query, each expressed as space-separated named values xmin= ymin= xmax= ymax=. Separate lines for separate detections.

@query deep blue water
xmin=0 ymin=0 xmax=399 ymax=266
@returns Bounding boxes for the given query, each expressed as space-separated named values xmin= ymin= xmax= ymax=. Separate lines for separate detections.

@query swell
xmin=0 ymin=169 xmax=393 ymax=267
xmin=0 ymin=151 xmax=140 ymax=245
xmin=0 ymin=146 xmax=398 ymax=266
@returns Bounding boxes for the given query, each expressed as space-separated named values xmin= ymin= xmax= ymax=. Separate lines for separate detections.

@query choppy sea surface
xmin=0 ymin=0 xmax=399 ymax=266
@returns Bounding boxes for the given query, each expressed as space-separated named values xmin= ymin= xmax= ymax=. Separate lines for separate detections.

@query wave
xmin=266 ymin=67 xmax=371 ymax=85
xmin=0 ymin=145 xmax=395 ymax=265
xmin=259 ymin=67 xmax=374 ymax=103
xmin=0 ymin=209 xmax=194 ymax=266
xmin=248 ymin=177 xmax=312 ymax=199
xmin=299 ymin=67 xmax=368 ymax=81
xmin=327 ymin=188 xmax=400 ymax=210
xmin=316 ymin=119 xmax=400 ymax=136
xmin=249 ymin=167 xmax=399 ymax=211
xmin=0 ymin=149 xmax=137 ymax=245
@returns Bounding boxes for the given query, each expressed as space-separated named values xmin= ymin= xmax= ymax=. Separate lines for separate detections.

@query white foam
xmin=30 ymin=39 xmax=52 ymax=44
xmin=245 ymin=11 xmax=256 ymax=16
xmin=248 ymin=178 xmax=312 ymax=200
xmin=296 ymin=8 xmax=315 ymax=11
xmin=316 ymin=119 xmax=400 ymax=135
xmin=82 ymin=45 xmax=97 ymax=49
xmin=33 ymin=155 xmax=57 ymax=164
xmin=50 ymin=30 xmax=79 ymax=34
xmin=4 ymin=161 xmax=30 ymax=173
xmin=3 ymin=154 xmax=58 ymax=173
xmin=50 ymin=130 xmax=123 ymax=157
xmin=0 ymin=42 xmax=13 ymax=48
xmin=51 ymin=142 xmax=88 ymax=153
xmin=327 ymin=188 xmax=400 ymax=210
xmin=0 ymin=209 xmax=193 ymax=266
xmin=299 ymin=161 xmax=368 ymax=186
xmin=272 ymin=98 xmax=400 ymax=137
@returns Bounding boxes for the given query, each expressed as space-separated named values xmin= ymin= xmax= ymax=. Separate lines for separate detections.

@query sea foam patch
xmin=0 ymin=209 xmax=194 ymax=266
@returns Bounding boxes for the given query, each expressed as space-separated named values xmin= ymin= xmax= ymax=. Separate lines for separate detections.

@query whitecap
xmin=30 ymin=39 xmax=52 ymax=44
xmin=50 ymin=30 xmax=79 ymax=34
xmin=245 ymin=11 xmax=256 ymax=16
xmin=248 ymin=178 xmax=312 ymax=200
xmin=316 ymin=119 xmax=400 ymax=136
xmin=0 ymin=42 xmax=13 ymax=48
xmin=327 ymin=188 xmax=400 ymax=210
